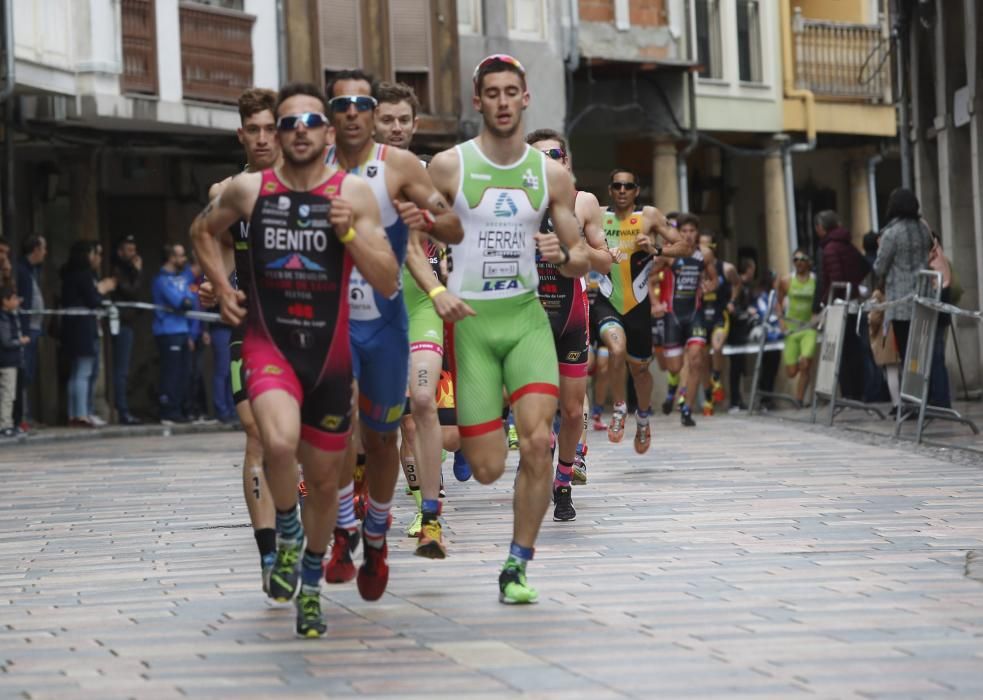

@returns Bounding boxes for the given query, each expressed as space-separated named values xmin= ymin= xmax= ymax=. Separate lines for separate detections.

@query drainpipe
xmin=677 ymin=0 xmax=698 ymax=213
xmin=563 ymin=0 xmax=580 ymax=133
xmin=1 ymin=0 xmax=14 ymax=242
xmin=779 ymin=0 xmax=817 ymax=258
xmin=275 ymin=0 xmax=288 ymax=85
xmin=867 ymin=152 xmax=883 ymax=233
xmin=890 ymin=0 xmax=912 ymax=188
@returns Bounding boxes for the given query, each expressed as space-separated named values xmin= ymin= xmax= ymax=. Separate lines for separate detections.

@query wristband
xmin=428 ymin=285 xmax=447 ymax=299
xmin=421 ymin=209 xmax=436 ymax=233
xmin=338 ymin=227 xmax=356 ymax=244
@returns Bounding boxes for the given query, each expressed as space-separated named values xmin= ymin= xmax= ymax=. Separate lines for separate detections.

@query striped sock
xmin=554 ymin=459 xmax=573 ymax=488
xmin=506 ymin=541 xmax=534 ymax=571
xmin=421 ymin=498 xmax=440 ymax=525
xmin=336 ymin=481 xmax=357 ymax=531
xmin=301 ymin=549 xmax=324 ymax=587
xmin=364 ymin=496 xmax=392 ymax=549
xmin=275 ymin=505 xmax=303 ymax=544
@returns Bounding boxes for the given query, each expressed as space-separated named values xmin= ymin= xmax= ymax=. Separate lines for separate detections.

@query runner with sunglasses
xmin=427 ymin=54 xmax=589 ymax=604
xmin=322 ymin=70 xmax=463 ymax=596
xmin=191 ymin=82 xmax=399 ymax=638
xmin=524 ymin=128 xmax=612 ymax=522
xmin=777 ymin=249 xmax=817 ymax=405
xmin=592 ymin=169 xmax=686 ymax=452
xmin=198 ymin=89 xmax=281 ymax=599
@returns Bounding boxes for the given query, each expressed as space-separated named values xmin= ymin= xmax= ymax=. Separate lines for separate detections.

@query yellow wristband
xmin=338 ymin=227 xmax=356 ymax=244
xmin=428 ymin=285 xmax=447 ymax=299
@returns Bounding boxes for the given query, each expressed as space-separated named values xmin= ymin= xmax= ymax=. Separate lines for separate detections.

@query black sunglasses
xmin=328 ymin=95 xmax=378 ymax=113
xmin=793 ymin=255 xmax=810 ymax=263
xmin=541 ymin=148 xmax=566 ymax=161
xmin=610 ymin=182 xmax=638 ymax=191
xmin=276 ymin=112 xmax=329 ymax=131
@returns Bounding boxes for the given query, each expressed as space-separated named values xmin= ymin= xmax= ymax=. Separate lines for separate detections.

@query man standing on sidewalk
xmin=15 ymin=234 xmax=46 ymax=430
xmin=152 ymin=243 xmax=195 ymax=425
xmin=110 ymin=235 xmax=143 ymax=425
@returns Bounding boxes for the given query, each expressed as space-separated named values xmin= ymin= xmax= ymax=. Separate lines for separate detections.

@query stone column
xmin=652 ymin=137 xmax=680 ymax=213
xmin=764 ymin=139 xmax=790 ymax=278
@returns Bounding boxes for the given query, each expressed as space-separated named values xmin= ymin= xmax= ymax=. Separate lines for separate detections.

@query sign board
xmin=814 ymin=303 xmax=845 ymax=397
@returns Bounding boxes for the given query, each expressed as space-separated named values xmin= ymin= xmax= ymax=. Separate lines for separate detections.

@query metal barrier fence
xmin=17 ymin=301 xmax=222 ymax=336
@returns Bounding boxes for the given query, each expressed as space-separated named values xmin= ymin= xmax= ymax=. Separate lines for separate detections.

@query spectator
xmin=862 ymin=231 xmax=879 ymax=276
xmin=0 ymin=286 xmax=29 ymax=437
xmin=727 ymin=257 xmax=757 ymax=412
xmin=15 ymin=234 xmax=46 ymax=428
xmin=110 ymin=235 xmax=143 ymax=425
xmin=776 ymin=250 xmax=817 ymax=405
xmin=814 ymin=210 xmax=870 ymax=401
xmin=873 ymin=188 xmax=933 ymax=414
xmin=152 ymin=243 xmax=195 ymax=424
xmin=752 ymin=270 xmax=783 ymax=410
xmin=0 ymin=237 xmax=12 ymax=288
xmin=183 ymin=255 xmax=211 ymax=422
xmin=61 ymin=241 xmax=116 ymax=427
xmin=860 ymin=232 xmax=889 ymax=403
xmin=926 ymin=231 xmax=963 ymax=408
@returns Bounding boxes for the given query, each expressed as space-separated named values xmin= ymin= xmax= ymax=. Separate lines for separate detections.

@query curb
xmin=0 ymin=421 xmax=236 ymax=447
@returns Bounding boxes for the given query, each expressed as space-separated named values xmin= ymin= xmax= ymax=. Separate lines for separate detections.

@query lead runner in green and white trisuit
xmin=428 ymin=54 xmax=590 ymax=604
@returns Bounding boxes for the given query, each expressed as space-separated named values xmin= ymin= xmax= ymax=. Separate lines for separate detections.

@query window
xmin=457 ymin=0 xmax=482 ymax=35
xmin=507 ymin=0 xmax=545 ymax=40
xmin=695 ymin=0 xmax=723 ymax=79
xmin=190 ymin=0 xmax=244 ymax=9
xmin=391 ymin=0 xmax=432 ymax=113
xmin=319 ymin=0 xmax=361 ymax=75
xmin=736 ymin=0 xmax=763 ymax=83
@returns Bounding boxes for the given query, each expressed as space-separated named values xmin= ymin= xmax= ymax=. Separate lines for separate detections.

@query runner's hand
xmin=330 ymin=197 xmax=354 ymax=237
xmin=534 ymin=232 xmax=566 ymax=265
xmin=609 ymin=247 xmax=626 ymax=264
xmin=198 ymin=280 xmax=216 ymax=307
xmin=394 ymin=200 xmax=426 ymax=230
xmin=218 ymin=288 xmax=247 ymax=327
xmin=432 ymin=290 xmax=475 ymax=324
xmin=636 ymin=233 xmax=656 ymax=255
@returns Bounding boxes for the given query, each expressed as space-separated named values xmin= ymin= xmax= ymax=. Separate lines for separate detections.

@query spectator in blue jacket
xmin=152 ymin=243 xmax=195 ymax=424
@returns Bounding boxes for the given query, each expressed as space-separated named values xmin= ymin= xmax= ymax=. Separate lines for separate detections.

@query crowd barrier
xmin=17 ymin=301 xmax=222 ymax=335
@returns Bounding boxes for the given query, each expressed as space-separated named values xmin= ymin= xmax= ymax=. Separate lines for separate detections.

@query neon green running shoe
xmin=405 ymin=510 xmax=423 ymax=538
xmin=269 ymin=538 xmax=303 ymax=602
xmin=498 ymin=564 xmax=538 ymax=605
xmin=507 ymin=425 xmax=519 ymax=450
xmin=295 ymin=585 xmax=327 ymax=638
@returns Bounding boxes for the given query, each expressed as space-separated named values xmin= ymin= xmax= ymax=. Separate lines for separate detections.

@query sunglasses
xmin=610 ymin=182 xmax=638 ymax=191
xmin=793 ymin=256 xmax=810 ymax=263
xmin=328 ymin=95 xmax=378 ymax=113
xmin=541 ymin=148 xmax=566 ymax=161
xmin=472 ymin=53 xmax=527 ymax=83
xmin=276 ymin=112 xmax=329 ymax=131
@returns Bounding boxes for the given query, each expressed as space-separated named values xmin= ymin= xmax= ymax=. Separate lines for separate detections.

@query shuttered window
xmin=390 ymin=0 xmax=432 ymax=113
xmin=319 ymin=0 xmax=361 ymax=70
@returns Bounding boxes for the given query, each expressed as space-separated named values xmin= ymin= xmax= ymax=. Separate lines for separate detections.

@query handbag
xmin=870 ymin=320 xmax=900 ymax=366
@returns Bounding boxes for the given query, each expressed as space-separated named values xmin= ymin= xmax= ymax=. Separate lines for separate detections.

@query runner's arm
xmin=723 ymin=261 xmax=741 ymax=312
xmin=404 ymin=229 xmax=440 ymax=294
xmin=541 ymin=160 xmax=589 ymax=278
xmin=334 ymin=177 xmax=399 ymax=298
xmin=402 ymin=149 xmax=464 ymax=245
xmin=577 ymin=191 xmax=612 ymax=275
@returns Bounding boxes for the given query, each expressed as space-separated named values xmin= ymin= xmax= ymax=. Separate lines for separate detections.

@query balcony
xmin=121 ymin=0 xmax=158 ymax=95
xmin=179 ymin=2 xmax=255 ymax=104
xmin=792 ymin=8 xmax=891 ymax=103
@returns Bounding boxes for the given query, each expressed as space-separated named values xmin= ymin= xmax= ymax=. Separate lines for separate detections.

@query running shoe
xmin=607 ymin=411 xmax=625 ymax=443
xmin=571 ymin=445 xmax=587 ymax=485
xmin=323 ymin=527 xmax=359 ymax=584
xmin=552 ymin=486 xmax=576 ymax=521
xmin=452 ymin=450 xmax=472 ymax=482
xmin=295 ymin=585 xmax=327 ymax=638
xmin=711 ymin=379 xmax=726 ymax=404
xmin=680 ymin=407 xmax=696 ymax=427
xmin=591 ymin=412 xmax=606 ymax=431
xmin=439 ymin=474 xmax=446 ymax=499
xmin=268 ymin=538 xmax=303 ymax=602
xmin=702 ymin=400 xmax=714 ymax=417
xmin=406 ymin=511 xmax=423 ymax=538
xmin=633 ymin=422 xmax=651 ymax=454
xmin=507 ymin=424 xmax=519 ymax=450
xmin=499 ymin=564 xmax=538 ymax=604
xmin=661 ymin=396 xmax=675 ymax=415
xmin=356 ymin=537 xmax=389 ymax=601
xmin=415 ymin=520 xmax=447 ymax=559
xmin=261 ymin=553 xmax=276 ymax=597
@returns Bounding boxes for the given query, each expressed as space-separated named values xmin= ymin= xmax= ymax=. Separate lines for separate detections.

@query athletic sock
xmin=421 ymin=498 xmax=440 ymax=525
xmin=275 ymin=505 xmax=303 ymax=544
xmin=553 ymin=459 xmax=574 ymax=488
xmin=254 ymin=528 xmax=276 ymax=566
xmin=336 ymin=481 xmax=357 ymax=531
xmin=704 ymin=386 xmax=714 ymax=402
xmin=410 ymin=486 xmax=422 ymax=509
xmin=681 ymin=404 xmax=692 ymax=417
xmin=613 ymin=401 xmax=627 ymax=415
xmin=505 ymin=541 xmax=534 ymax=572
xmin=667 ymin=372 xmax=680 ymax=398
xmin=636 ymin=409 xmax=651 ymax=425
xmin=363 ymin=496 xmax=392 ymax=549
xmin=592 ymin=403 xmax=603 ymax=417
xmin=301 ymin=549 xmax=324 ymax=587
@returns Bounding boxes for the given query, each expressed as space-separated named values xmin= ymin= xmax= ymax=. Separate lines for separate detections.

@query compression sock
xmin=254 ymin=528 xmax=276 ymax=566
xmin=275 ymin=505 xmax=303 ymax=544
xmin=636 ymin=408 xmax=651 ymax=425
xmin=301 ymin=549 xmax=324 ymax=587
xmin=363 ymin=496 xmax=392 ymax=549
xmin=336 ymin=481 xmax=357 ymax=531
xmin=505 ymin=541 xmax=534 ymax=572
xmin=553 ymin=459 xmax=574 ymax=489
xmin=666 ymin=371 xmax=680 ymax=399
xmin=421 ymin=498 xmax=440 ymax=525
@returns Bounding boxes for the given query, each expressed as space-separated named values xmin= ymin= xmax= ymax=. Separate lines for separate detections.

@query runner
xmin=659 ymin=214 xmax=716 ymax=427
xmin=587 ymin=269 xmax=611 ymax=432
xmin=191 ymin=82 xmax=399 ymax=638
xmin=525 ymin=128 xmax=612 ymax=521
xmin=199 ymin=88 xmax=280 ymax=598
xmin=427 ymin=54 xmax=590 ymax=603
xmin=776 ymin=249 xmax=817 ymax=404
xmin=592 ymin=169 xmax=685 ymax=451
xmin=698 ymin=231 xmax=741 ymax=414
xmin=372 ymin=80 xmax=471 ymax=545
xmin=323 ymin=70 xmax=463 ymax=588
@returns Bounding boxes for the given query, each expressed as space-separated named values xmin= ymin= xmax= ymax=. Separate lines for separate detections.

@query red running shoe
xmin=323 ymin=527 xmax=359 ymax=583
xmin=357 ymin=536 xmax=389 ymax=601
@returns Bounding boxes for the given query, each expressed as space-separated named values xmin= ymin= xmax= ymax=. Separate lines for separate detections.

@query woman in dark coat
xmin=60 ymin=241 xmax=115 ymax=426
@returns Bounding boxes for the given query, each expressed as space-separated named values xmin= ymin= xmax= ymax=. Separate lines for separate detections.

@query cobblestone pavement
xmin=2 ymin=413 xmax=983 ymax=699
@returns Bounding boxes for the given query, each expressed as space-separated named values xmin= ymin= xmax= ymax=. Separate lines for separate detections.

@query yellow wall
xmin=783 ymin=99 xmax=896 ymax=136
xmin=793 ymin=0 xmax=874 ymax=24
